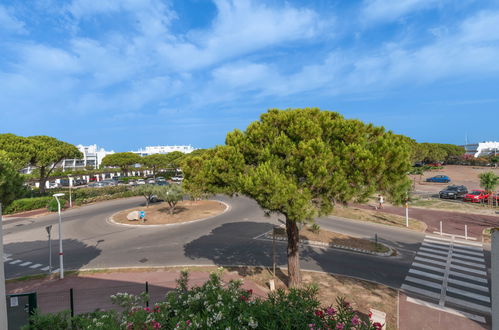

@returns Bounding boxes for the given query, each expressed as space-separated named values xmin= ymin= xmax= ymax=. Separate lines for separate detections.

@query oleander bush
xmin=25 ymin=270 xmax=383 ymax=330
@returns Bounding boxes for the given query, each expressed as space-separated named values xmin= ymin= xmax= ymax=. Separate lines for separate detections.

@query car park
xmin=128 ymin=180 xmax=138 ymax=186
xmin=156 ymin=181 xmax=169 ymax=186
xmin=439 ymin=185 xmax=468 ymax=199
xmin=171 ymin=176 xmax=183 ymax=182
xmin=463 ymin=190 xmax=489 ymax=203
xmin=146 ymin=178 xmax=156 ymax=184
xmin=426 ymin=175 xmax=450 ymax=183
xmin=137 ymin=179 xmax=146 ymax=185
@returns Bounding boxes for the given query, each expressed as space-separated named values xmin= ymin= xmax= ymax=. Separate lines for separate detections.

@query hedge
xmin=3 ymin=197 xmax=53 ymax=214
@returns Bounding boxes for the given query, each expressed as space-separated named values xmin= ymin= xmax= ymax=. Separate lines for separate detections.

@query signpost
xmin=46 ymin=225 xmax=52 ymax=273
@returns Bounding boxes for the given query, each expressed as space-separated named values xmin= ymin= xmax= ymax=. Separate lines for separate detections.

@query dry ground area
xmin=410 ymin=164 xmax=499 ymax=194
xmin=330 ymin=205 xmax=427 ymax=232
xmin=275 ymin=226 xmax=390 ymax=253
xmin=112 ymin=200 xmax=226 ymax=225
xmin=7 ymin=266 xmax=398 ymax=330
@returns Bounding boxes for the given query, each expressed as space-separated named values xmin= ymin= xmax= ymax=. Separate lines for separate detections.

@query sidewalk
xmin=6 ymin=269 xmax=269 ymax=315
xmin=399 ymin=292 xmax=491 ymax=330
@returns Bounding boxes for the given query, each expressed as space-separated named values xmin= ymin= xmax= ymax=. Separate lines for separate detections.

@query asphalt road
xmin=2 ymin=196 xmax=434 ymax=288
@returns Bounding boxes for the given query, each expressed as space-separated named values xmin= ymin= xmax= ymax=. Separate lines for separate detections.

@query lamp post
xmin=0 ymin=203 xmax=9 ymax=329
xmin=68 ymin=175 xmax=72 ymax=208
xmin=53 ymin=193 xmax=65 ymax=279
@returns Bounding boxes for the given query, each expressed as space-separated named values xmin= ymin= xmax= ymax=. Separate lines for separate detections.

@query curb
xmin=106 ymin=199 xmax=230 ymax=228
xmin=262 ymin=232 xmax=394 ymax=257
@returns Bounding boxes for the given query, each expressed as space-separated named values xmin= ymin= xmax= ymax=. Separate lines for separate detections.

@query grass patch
xmin=330 ymin=206 xmax=426 ymax=232
xmin=411 ymin=197 xmax=499 ymax=215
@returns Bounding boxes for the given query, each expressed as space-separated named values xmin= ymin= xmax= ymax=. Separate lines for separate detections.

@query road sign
xmin=45 ymin=225 xmax=52 ymax=235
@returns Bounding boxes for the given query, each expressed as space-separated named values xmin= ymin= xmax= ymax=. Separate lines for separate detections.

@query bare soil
xmin=112 ymin=200 xmax=226 ymax=225
xmin=410 ymin=165 xmax=499 ymax=194
xmin=331 ymin=205 xmax=427 ymax=232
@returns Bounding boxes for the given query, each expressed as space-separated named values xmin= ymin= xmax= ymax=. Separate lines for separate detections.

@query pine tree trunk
xmin=286 ymin=217 xmax=301 ymax=288
xmin=39 ymin=167 xmax=46 ymax=194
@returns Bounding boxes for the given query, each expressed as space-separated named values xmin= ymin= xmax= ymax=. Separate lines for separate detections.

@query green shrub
xmin=27 ymin=270 xmax=382 ymax=330
xmin=3 ymin=197 xmax=52 ymax=214
xmin=310 ymin=223 xmax=321 ymax=234
xmin=47 ymin=197 xmax=67 ymax=212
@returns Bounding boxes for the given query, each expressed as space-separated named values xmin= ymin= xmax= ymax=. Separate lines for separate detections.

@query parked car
xmin=128 ymin=180 xmax=138 ymax=186
xmin=156 ymin=181 xmax=169 ymax=186
xmin=439 ymin=185 xmax=468 ymax=199
xmin=48 ymin=182 xmax=60 ymax=189
xmin=171 ymin=176 xmax=183 ymax=182
xmin=74 ymin=179 xmax=87 ymax=186
xmin=463 ymin=190 xmax=489 ymax=203
xmin=88 ymin=182 xmax=108 ymax=188
xmin=426 ymin=175 xmax=451 ymax=183
xmin=146 ymin=178 xmax=156 ymax=184
xmin=137 ymin=179 xmax=146 ymax=185
xmin=101 ymin=179 xmax=116 ymax=186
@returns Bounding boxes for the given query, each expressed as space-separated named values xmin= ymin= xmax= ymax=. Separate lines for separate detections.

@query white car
xmin=171 ymin=176 xmax=183 ymax=182
xmin=137 ymin=179 xmax=146 ymax=185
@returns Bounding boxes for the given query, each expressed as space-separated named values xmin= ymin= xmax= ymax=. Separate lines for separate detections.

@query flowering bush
xmin=25 ymin=270 xmax=383 ymax=329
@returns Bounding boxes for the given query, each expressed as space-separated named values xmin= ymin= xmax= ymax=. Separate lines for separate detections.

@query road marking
xmin=449 ymin=271 xmax=488 ymax=284
xmin=414 ymin=256 xmax=447 ymax=267
xmin=3 ymin=258 xmax=13 ymax=263
xmin=417 ymin=251 xmax=448 ymax=261
xmin=451 ymin=249 xmax=483 ymax=257
xmin=451 ymin=258 xmax=485 ymax=269
xmin=424 ymin=238 xmax=450 ymax=246
xmin=450 ymin=264 xmax=487 ymax=276
xmin=405 ymin=276 xmax=442 ymax=290
xmin=453 ymin=244 xmax=483 ymax=252
xmin=406 ymin=297 xmax=486 ymax=324
xmin=452 ymin=253 xmax=484 ymax=263
xmin=9 ymin=259 xmax=22 ymax=265
xmin=40 ymin=266 xmax=50 ymax=271
xmin=29 ymin=263 xmax=43 ymax=269
xmin=445 ymin=296 xmax=491 ymax=314
xmin=19 ymin=261 xmax=32 ymax=267
xmin=427 ymin=235 xmax=481 ymax=246
xmin=446 ymin=286 xmax=490 ymax=303
xmin=412 ymin=263 xmax=445 ymax=273
xmin=447 ymin=278 xmax=489 ymax=292
xmin=401 ymin=284 xmax=441 ymax=300
xmin=408 ymin=269 xmax=443 ymax=281
xmin=420 ymin=245 xmax=449 ymax=255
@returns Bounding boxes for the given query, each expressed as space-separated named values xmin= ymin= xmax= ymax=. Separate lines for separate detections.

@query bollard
xmin=70 ymin=288 xmax=74 ymax=317
xmin=145 ymin=281 xmax=149 ymax=307
xmin=440 ymin=221 xmax=443 ymax=236
xmin=465 ymin=225 xmax=468 ymax=240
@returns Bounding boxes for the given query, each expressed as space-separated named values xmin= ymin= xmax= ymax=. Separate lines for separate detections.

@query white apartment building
xmin=132 ymin=145 xmax=195 ymax=156
xmin=62 ymin=144 xmax=115 ymax=170
xmin=464 ymin=141 xmax=499 ymax=158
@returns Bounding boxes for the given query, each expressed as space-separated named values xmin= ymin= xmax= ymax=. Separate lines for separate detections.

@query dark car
xmin=156 ymin=181 xmax=169 ymax=186
xmin=439 ymin=185 xmax=468 ymax=199
xmin=426 ymin=175 xmax=451 ymax=183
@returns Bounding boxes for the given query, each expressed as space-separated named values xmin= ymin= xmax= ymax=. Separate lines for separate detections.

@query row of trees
xmin=407 ymin=140 xmax=465 ymax=164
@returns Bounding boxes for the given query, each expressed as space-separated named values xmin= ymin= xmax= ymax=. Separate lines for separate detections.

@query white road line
xmin=452 ymin=240 xmax=483 ymax=248
xmin=453 ymin=244 xmax=483 ymax=252
xmin=417 ymin=251 xmax=448 ymax=261
xmin=414 ymin=256 xmax=447 ymax=267
xmin=40 ymin=266 xmax=50 ymax=271
xmin=446 ymin=287 xmax=490 ymax=303
xmin=451 ymin=248 xmax=483 ymax=257
xmin=447 ymin=278 xmax=489 ymax=292
xmin=427 ymin=235 xmax=482 ymax=247
xmin=451 ymin=258 xmax=485 ymax=269
xmin=449 ymin=271 xmax=488 ymax=284
xmin=450 ymin=264 xmax=487 ymax=276
xmin=29 ymin=263 xmax=43 ymax=269
xmin=424 ymin=238 xmax=450 ymax=246
xmin=401 ymin=284 xmax=441 ymax=299
xmin=19 ymin=261 xmax=32 ymax=267
xmin=405 ymin=276 xmax=442 ymax=290
xmin=445 ymin=296 xmax=491 ymax=314
xmin=406 ymin=297 xmax=486 ymax=324
xmin=412 ymin=262 xmax=445 ymax=273
xmin=452 ymin=253 xmax=485 ymax=263
xmin=3 ymin=258 xmax=13 ymax=263
xmin=409 ymin=269 xmax=443 ymax=281
xmin=420 ymin=246 xmax=449 ymax=255
xmin=9 ymin=259 xmax=22 ymax=265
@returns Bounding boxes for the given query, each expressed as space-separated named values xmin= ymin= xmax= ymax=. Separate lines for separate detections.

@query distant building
xmin=463 ymin=141 xmax=499 ymax=158
xmin=63 ymin=144 xmax=115 ymax=170
xmin=132 ymin=145 xmax=195 ymax=156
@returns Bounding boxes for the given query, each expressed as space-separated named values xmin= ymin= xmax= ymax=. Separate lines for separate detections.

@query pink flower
xmin=143 ymin=307 xmax=151 ymax=312
xmin=351 ymin=315 xmax=361 ymax=326
xmin=308 ymin=324 xmax=315 ymax=329
xmin=336 ymin=322 xmax=344 ymax=330
xmin=151 ymin=321 xmax=161 ymax=329
xmin=315 ymin=310 xmax=324 ymax=318
xmin=326 ymin=307 xmax=336 ymax=316
xmin=186 ymin=320 xmax=191 ymax=326
xmin=240 ymin=295 xmax=248 ymax=302
xmin=373 ymin=322 xmax=383 ymax=329
xmin=247 ymin=289 xmax=253 ymax=296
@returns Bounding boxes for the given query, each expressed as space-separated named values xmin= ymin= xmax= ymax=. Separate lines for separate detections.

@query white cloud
xmin=0 ymin=5 xmax=26 ymax=34
xmin=361 ymin=0 xmax=442 ymax=23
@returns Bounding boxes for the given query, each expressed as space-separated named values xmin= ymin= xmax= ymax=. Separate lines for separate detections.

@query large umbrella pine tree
xmin=184 ymin=108 xmax=412 ymax=287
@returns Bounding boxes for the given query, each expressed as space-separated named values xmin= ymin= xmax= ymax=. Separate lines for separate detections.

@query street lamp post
xmin=0 ymin=203 xmax=9 ymax=329
xmin=68 ymin=175 xmax=72 ymax=208
xmin=53 ymin=193 xmax=65 ymax=279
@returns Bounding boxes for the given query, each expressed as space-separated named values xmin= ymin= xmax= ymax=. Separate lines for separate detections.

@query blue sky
xmin=0 ymin=0 xmax=498 ymax=151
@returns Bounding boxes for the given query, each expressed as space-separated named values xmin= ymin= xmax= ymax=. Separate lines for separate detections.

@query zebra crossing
xmin=3 ymin=253 xmax=58 ymax=273
xmin=401 ymin=234 xmax=490 ymax=323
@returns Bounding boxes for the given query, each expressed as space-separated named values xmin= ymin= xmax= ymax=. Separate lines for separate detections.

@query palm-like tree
xmin=479 ymin=172 xmax=499 ymax=207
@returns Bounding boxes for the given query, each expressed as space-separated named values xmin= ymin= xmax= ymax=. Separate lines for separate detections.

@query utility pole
xmin=0 ymin=203 xmax=9 ymax=329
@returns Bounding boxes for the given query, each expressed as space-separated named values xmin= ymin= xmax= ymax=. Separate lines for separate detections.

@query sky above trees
xmin=0 ymin=0 xmax=498 ymax=151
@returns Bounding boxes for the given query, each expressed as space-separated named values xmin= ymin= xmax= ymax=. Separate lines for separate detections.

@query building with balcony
xmin=62 ymin=144 xmax=115 ymax=170
xmin=463 ymin=141 xmax=499 ymax=158
xmin=132 ymin=145 xmax=195 ymax=156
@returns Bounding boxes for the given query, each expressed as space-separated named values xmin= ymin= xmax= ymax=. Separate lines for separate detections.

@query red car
xmin=486 ymin=192 xmax=499 ymax=204
xmin=463 ymin=190 xmax=489 ymax=203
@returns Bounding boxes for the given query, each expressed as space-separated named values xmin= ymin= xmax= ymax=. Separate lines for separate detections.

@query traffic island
xmin=109 ymin=200 xmax=228 ymax=226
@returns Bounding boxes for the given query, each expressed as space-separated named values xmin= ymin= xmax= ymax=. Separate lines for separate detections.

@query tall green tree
xmin=142 ymin=154 xmax=172 ymax=179
xmin=101 ymin=152 xmax=142 ymax=176
xmin=0 ymin=134 xmax=35 ymax=169
xmin=479 ymin=172 xmax=499 ymax=206
xmin=184 ymin=108 xmax=412 ymax=287
xmin=27 ymin=136 xmax=82 ymax=194
xmin=0 ymin=151 xmax=25 ymax=207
